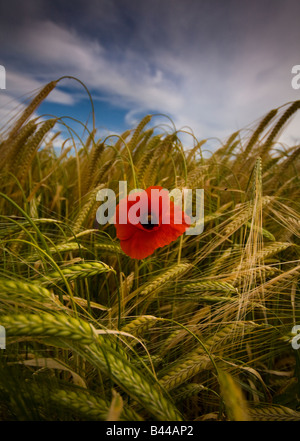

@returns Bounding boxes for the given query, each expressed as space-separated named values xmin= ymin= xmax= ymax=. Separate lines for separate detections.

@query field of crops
xmin=0 ymin=80 xmax=300 ymax=421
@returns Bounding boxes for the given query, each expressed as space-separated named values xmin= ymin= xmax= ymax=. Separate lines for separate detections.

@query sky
xmin=0 ymin=0 xmax=300 ymax=151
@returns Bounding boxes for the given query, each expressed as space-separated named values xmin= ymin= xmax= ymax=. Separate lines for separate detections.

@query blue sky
xmin=0 ymin=0 xmax=300 ymax=150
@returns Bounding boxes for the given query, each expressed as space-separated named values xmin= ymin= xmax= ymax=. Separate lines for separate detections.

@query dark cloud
xmin=2 ymin=0 xmax=300 ymax=67
xmin=1 ymin=0 xmax=300 ymax=144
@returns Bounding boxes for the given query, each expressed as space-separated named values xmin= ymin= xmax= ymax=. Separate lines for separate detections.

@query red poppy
xmin=114 ymin=186 xmax=191 ymax=259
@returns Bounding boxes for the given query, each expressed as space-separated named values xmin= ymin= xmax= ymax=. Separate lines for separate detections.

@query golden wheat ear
xmin=0 ymin=88 xmax=300 ymax=420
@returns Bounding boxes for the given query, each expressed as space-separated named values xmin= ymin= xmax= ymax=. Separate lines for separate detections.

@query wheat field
xmin=0 ymin=79 xmax=299 ymax=421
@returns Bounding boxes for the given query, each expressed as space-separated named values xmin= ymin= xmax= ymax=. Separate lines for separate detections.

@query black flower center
xmin=140 ymin=213 xmax=159 ymax=230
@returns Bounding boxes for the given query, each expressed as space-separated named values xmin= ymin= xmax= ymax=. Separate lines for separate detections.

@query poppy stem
xmin=177 ymin=235 xmax=183 ymax=264
xmin=134 ymin=260 xmax=139 ymax=290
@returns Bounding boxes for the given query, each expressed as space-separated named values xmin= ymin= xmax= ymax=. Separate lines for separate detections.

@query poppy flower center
xmin=140 ymin=212 xmax=159 ymax=230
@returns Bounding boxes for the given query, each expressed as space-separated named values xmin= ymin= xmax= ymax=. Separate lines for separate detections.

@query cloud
xmin=1 ymin=0 xmax=300 ymax=149
xmin=4 ymin=20 xmax=185 ymax=112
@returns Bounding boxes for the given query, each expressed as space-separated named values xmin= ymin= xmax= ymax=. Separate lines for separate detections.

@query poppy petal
xmin=114 ymin=185 xmax=191 ymax=259
xmin=114 ymin=200 xmax=137 ymax=240
xmin=120 ymin=229 xmax=160 ymax=259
